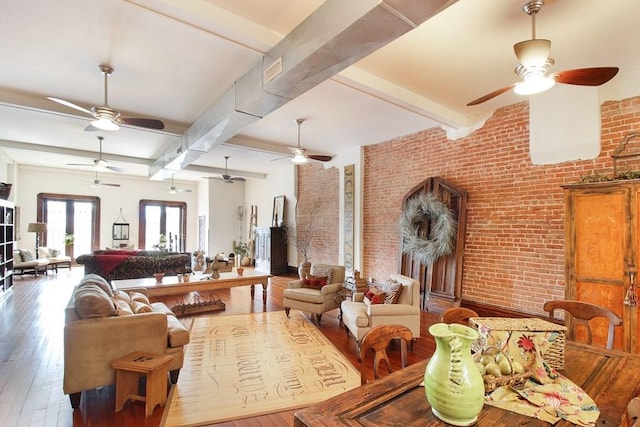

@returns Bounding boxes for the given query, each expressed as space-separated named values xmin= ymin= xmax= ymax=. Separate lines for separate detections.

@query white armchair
xmin=341 ymin=273 xmax=421 ymax=343
xmin=283 ymin=263 xmax=345 ymax=324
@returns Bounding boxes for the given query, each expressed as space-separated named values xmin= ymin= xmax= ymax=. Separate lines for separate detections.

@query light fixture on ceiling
xmin=291 ymin=118 xmax=308 ymax=164
xmin=513 ymin=61 xmax=555 ymax=95
xmin=91 ymin=117 xmax=119 ymax=131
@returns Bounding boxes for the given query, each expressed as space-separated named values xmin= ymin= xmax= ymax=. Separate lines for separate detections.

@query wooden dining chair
xmin=439 ymin=307 xmax=479 ymax=326
xmin=358 ymin=324 xmax=413 ymax=385
xmin=543 ymin=300 xmax=622 ymax=350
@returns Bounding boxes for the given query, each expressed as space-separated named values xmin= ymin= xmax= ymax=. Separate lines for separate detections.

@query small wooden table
xmin=111 ymin=351 xmax=173 ymax=418
xmin=294 ymin=341 xmax=640 ymax=426
xmin=113 ymin=271 xmax=272 ymax=308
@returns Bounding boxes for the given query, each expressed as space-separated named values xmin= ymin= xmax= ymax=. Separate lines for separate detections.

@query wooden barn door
xmin=400 ymin=177 xmax=467 ymax=313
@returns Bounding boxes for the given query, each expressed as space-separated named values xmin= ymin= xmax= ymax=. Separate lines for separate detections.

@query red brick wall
xmin=361 ymin=96 xmax=640 ymax=315
xmin=296 ymin=162 xmax=340 ymax=265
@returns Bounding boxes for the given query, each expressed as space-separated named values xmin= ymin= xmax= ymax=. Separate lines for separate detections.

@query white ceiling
xmin=1 ymin=0 xmax=639 ymax=183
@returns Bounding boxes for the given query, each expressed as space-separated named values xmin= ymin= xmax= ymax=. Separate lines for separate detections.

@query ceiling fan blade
xmin=308 ymin=154 xmax=332 ymax=162
xmin=105 ymin=165 xmax=127 ymax=173
xmin=47 ymin=97 xmax=94 ymax=116
xmin=554 ymin=67 xmax=619 ymax=86
xmin=230 ymin=177 xmax=246 ymax=182
xmin=102 ymin=183 xmax=121 ymax=187
xmin=121 ymin=117 xmax=165 ymax=130
xmin=67 ymin=163 xmax=94 ymax=167
xmin=467 ymin=85 xmax=515 ymax=106
xmin=178 ymin=188 xmax=192 ymax=193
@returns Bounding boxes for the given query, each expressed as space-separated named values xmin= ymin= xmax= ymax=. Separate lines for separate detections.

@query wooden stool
xmin=111 ymin=351 xmax=173 ymax=417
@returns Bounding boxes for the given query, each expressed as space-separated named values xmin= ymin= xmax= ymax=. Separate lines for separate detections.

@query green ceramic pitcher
xmin=424 ymin=323 xmax=485 ymax=426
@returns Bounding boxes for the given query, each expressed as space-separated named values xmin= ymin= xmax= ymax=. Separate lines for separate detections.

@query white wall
xmin=244 ymin=165 xmax=296 ymax=265
xmin=207 ymin=179 xmax=244 ymax=257
xmin=15 ymin=165 xmax=198 ymax=252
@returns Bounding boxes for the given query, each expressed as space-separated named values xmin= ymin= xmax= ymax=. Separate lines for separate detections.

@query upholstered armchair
xmin=283 ymin=263 xmax=345 ymax=324
xmin=341 ymin=273 xmax=421 ymax=344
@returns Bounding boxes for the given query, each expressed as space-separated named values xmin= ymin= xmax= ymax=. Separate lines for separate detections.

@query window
xmin=37 ymin=193 xmax=100 ymax=258
xmin=139 ymin=200 xmax=186 ymax=251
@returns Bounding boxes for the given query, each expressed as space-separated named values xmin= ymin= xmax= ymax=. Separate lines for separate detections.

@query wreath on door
xmin=399 ymin=192 xmax=456 ymax=265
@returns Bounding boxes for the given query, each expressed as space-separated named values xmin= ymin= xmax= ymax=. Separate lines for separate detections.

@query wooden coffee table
xmin=113 ymin=271 xmax=272 ymax=312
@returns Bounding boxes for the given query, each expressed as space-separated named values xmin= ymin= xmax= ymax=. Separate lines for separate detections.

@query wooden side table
xmin=111 ymin=351 xmax=173 ymax=417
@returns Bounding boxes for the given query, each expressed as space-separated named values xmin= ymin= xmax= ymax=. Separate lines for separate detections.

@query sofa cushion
xmin=166 ymin=315 xmax=190 ymax=347
xmin=310 ymin=265 xmax=333 ymax=284
xmin=74 ymin=283 xmax=116 ymax=319
xmin=79 ymin=274 xmax=114 ymax=297
xmin=283 ymin=287 xmax=325 ymax=304
xmin=13 ymin=250 xmax=22 ymax=263
xmin=150 ymin=302 xmax=176 ymax=316
xmin=19 ymin=249 xmax=35 ymax=262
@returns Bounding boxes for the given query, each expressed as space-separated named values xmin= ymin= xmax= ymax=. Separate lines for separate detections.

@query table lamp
xmin=27 ymin=222 xmax=47 ymax=259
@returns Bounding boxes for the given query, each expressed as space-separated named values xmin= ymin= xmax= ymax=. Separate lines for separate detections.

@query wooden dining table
xmin=294 ymin=341 xmax=640 ymax=426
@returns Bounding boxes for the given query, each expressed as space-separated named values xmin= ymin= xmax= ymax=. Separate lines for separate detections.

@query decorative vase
xmin=298 ymin=261 xmax=311 ymax=279
xmin=424 ymin=323 xmax=484 ymax=426
xmin=241 ymin=256 xmax=251 ymax=266
xmin=153 ymin=272 xmax=164 ymax=284
xmin=236 ymin=267 xmax=244 ymax=276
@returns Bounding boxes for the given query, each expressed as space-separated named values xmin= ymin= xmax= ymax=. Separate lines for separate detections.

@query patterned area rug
xmin=161 ymin=311 xmax=360 ymax=427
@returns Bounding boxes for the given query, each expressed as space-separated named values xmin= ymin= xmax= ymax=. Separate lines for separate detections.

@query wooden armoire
xmin=400 ymin=177 xmax=467 ymax=313
xmin=563 ymin=181 xmax=639 ymax=352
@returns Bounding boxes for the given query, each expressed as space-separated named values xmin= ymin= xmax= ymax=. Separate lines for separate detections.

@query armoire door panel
xmin=576 ymin=280 xmax=625 ymax=350
xmin=574 ymin=193 xmax=626 ymax=282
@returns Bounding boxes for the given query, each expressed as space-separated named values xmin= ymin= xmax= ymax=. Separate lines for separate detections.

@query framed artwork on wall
xmin=272 ymin=195 xmax=285 ymax=227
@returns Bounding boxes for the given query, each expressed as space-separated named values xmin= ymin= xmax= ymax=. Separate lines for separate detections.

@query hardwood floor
xmin=0 ymin=267 xmax=439 ymax=426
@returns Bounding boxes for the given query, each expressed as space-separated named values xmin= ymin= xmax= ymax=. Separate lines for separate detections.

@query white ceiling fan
xmin=288 ymin=118 xmax=332 ymax=164
xmin=168 ymin=175 xmax=192 ymax=193
xmin=205 ymin=156 xmax=246 ymax=184
xmin=88 ymin=171 xmax=120 ymax=188
xmin=67 ymin=136 xmax=126 ymax=173
xmin=467 ymin=0 xmax=619 ymax=106
xmin=48 ymin=64 xmax=165 ymax=131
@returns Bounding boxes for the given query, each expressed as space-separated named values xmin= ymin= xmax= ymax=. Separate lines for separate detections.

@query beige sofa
xmin=63 ymin=274 xmax=190 ymax=408
xmin=38 ymin=246 xmax=72 ymax=272
xmin=283 ymin=263 xmax=345 ymax=324
xmin=341 ymin=272 xmax=421 ymax=343
xmin=13 ymin=249 xmax=49 ymax=276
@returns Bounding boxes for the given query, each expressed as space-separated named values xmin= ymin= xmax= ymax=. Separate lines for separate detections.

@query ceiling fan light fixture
xmin=91 ymin=117 xmax=119 ymax=131
xmin=291 ymin=152 xmax=308 ymax=164
xmin=513 ymin=39 xmax=551 ymax=68
xmin=514 ymin=73 xmax=555 ymax=95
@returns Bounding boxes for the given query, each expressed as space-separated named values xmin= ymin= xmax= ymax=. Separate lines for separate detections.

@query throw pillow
xmin=303 ymin=274 xmax=329 ymax=289
xmin=49 ymin=248 xmax=60 ymax=257
xmin=38 ymin=247 xmax=50 ymax=258
xmin=74 ymin=283 xmax=116 ymax=318
xmin=364 ymin=287 xmax=387 ymax=305
xmin=380 ymin=278 xmax=403 ymax=304
xmin=19 ymin=249 xmax=35 ymax=262
xmin=130 ymin=300 xmax=153 ymax=314
xmin=310 ymin=266 xmax=333 ymax=285
xmin=112 ymin=290 xmax=132 ymax=304
xmin=13 ymin=250 xmax=22 ymax=263
xmin=128 ymin=291 xmax=150 ymax=305
xmin=112 ymin=298 xmax=134 ymax=316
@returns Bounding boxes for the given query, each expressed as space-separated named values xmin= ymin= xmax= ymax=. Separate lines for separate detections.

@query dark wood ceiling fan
xmin=467 ymin=0 xmax=618 ymax=106
xmin=48 ymin=64 xmax=165 ymax=131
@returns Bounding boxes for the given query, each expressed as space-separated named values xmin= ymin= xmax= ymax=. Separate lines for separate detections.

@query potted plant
xmin=232 ymin=241 xmax=249 ymax=268
xmin=152 ymin=234 xmax=169 ymax=282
